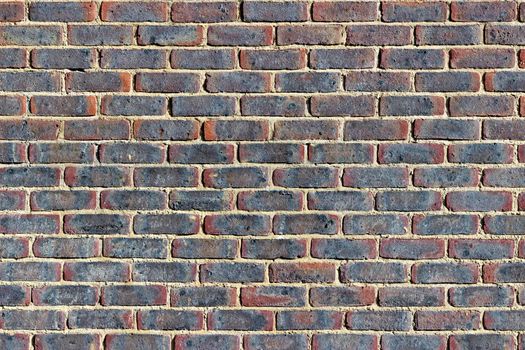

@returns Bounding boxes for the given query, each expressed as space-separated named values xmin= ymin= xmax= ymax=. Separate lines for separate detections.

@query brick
xmin=311 ymin=48 xmax=373 ymax=69
xmin=0 ymin=262 xmax=60 ymax=281
xmin=346 ymin=310 xmax=412 ymax=331
xmin=138 ymin=25 xmax=203 ymax=46
xmin=451 ymin=1 xmax=516 ymax=21
xmin=486 ymin=24 xmax=525 ymax=44
xmin=172 ymin=238 xmax=237 ymax=259
xmin=64 ymin=262 xmax=129 ymax=282
xmin=241 ymin=286 xmax=306 ymax=307
xmin=414 ymin=119 xmax=479 ymax=140
xmin=170 ymin=190 xmax=232 ymax=211
xmin=276 ymin=72 xmax=340 ymax=92
xmin=341 ymin=262 xmax=408 ymax=283
xmin=344 ymin=214 xmax=409 ymax=235
xmin=0 ymin=95 xmax=24 ymax=116
xmin=204 ymin=214 xmax=271 ymax=236
xmin=450 ymin=286 xmax=514 ymax=307
xmin=311 ymin=239 xmax=376 ymax=260
xmin=171 ymin=287 xmax=236 ymax=307
xmin=379 ymin=144 xmax=444 ymax=164
xmin=344 ymin=167 xmax=408 ymax=188
xmin=448 ymin=143 xmax=513 ymax=164
xmin=0 ymin=238 xmax=29 ymax=258
xmin=0 ymin=310 xmax=64 ymax=330
xmin=65 ymin=309 xmax=132 ymax=329
xmin=203 ymin=167 xmax=269 ymax=188
xmin=31 ymin=191 xmax=95 ymax=211
xmin=311 ymin=95 xmax=375 ymax=116
xmin=101 ymin=2 xmax=168 ymax=22
xmin=415 ymin=72 xmax=480 ymax=92
xmin=201 ymin=263 xmax=265 ymax=282
xmin=31 ymin=48 xmax=94 ymax=69
xmin=446 ymin=191 xmax=512 ymax=212
xmin=414 ymin=167 xmax=478 ymax=188
xmin=134 ymin=214 xmax=199 ymax=235
xmin=171 ymin=49 xmax=235 ymax=69
xmin=172 ymin=96 xmax=235 ymax=116
xmin=99 ymin=143 xmax=165 ymax=164
xmin=133 ymin=262 xmax=196 ymax=282
xmin=0 ymin=25 xmax=62 ymax=45
xmin=206 ymin=72 xmax=271 ymax=93
xmin=417 ymin=310 xmax=480 ymax=331
xmin=244 ymin=2 xmax=307 ymax=22
xmin=209 ymin=310 xmax=273 ymax=331
xmin=309 ymin=144 xmax=373 ymax=164
xmin=101 ymin=95 xmax=166 ymax=116
xmin=0 ymin=2 xmax=24 ymax=22
xmin=274 ymin=120 xmax=340 ymax=140
xmin=29 ymin=143 xmax=94 ymax=163
xmin=379 ymin=287 xmax=445 ymax=307
xmin=35 ymin=334 xmax=100 ymax=350
xmin=313 ymin=2 xmax=376 ymax=21
xmin=484 ymin=215 xmax=525 ymax=235
xmin=484 ymin=262 xmax=525 ymax=282
xmin=0 ymin=143 xmax=26 ymax=163
xmin=134 ymin=120 xmax=198 ymax=141
xmin=65 ymin=166 xmax=131 ymax=187
xmin=449 ymin=95 xmax=514 ymax=116
xmin=0 ymin=214 xmax=59 ymax=234
xmin=274 ymin=214 xmax=339 ymax=235
xmin=64 ymin=214 xmax=130 ymax=235
xmin=208 ymin=25 xmax=272 ymax=46
xmin=344 ymin=120 xmax=408 ymax=141
xmin=100 ymin=49 xmax=167 ymax=69
xmin=0 ymin=190 xmax=24 ymax=210
xmin=346 ymin=71 xmax=411 ymax=92
xmin=63 ymin=122 xmax=115 ymax=143
xmin=135 ymin=167 xmax=197 ymax=188
xmin=450 ymin=48 xmax=515 ymax=68
xmin=241 ymin=238 xmax=307 ymax=259
xmin=380 ymin=96 xmax=444 ymax=116
xmin=0 ymin=120 xmax=59 ymax=140
xmin=380 ymin=238 xmax=444 ymax=260
xmin=170 ymin=144 xmax=233 ymax=164
xmin=277 ymin=25 xmax=344 ymax=45
xmin=347 ymin=25 xmax=412 ymax=45
xmin=310 ymin=286 xmax=374 ymax=307
xmin=485 ymin=120 xmax=525 ymax=140
xmin=241 ymin=96 xmax=306 ymax=116
xmin=413 ymin=214 xmax=479 ymax=235
xmin=30 ymin=2 xmax=96 ymax=22
xmin=33 ymin=286 xmax=97 ymax=306
xmin=66 ymin=72 xmax=131 ymax=92
xmin=448 ymin=239 xmax=514 ymax=260
xmin=412 ymin=262 xmax=479 ymax=284
xmin=68 ymin=25 xmax=133 ymax=45
xmin=485 ymin=168 xmax=525 ymax=188
xmin=312 ymin=334 xmax=378 ymax=350
xmin=102 ymin=285 xmax=167 ymax=306
xmin=138 ymin=310 xmax=203 ymax=331
xmin=449 ymin=334 xmax=515 ymax=350
xmin=239 ymin=190 xmax=303 ymax=211
xmin=308 ymin=191 xmax=373 ymax=211
xmin=241 ymin=49 xmax=305 ymax=70
xmin=383 ymin=2 xmax=446 ymax=22
xmin=136 ymin=73 xmax=199 ymax=93
xmin=106 ymin=335 xmax=170 ymax=350
xmin=382 ymin=335 xmax=446 ymax=350
xmin=0 ymin=167 xmax=60 ymax=186
xmin=416 ymin=25 xmax=482 ymax=45
xmin=239 ymin=143 xmax=304 ymax=163
xmin=0 ymin=48 xmax=28 ymax=68
xmin=30 ymin=96 xmax=96 ymax=116
xmin=485 ymin=311 xmax=525 ymax=330
xmin=273 ymin=167 xmax=339 ymax=188
xmin=270 ymin=262 xmax=336 ymax=283
xmin=33 ymin=237 xmax=100 ymax=258
xmin=277 ymin=311 xmax=343 ymax=330
xmin=172 ymin=2 xmax=237 ymax=22
xmin=0 ymin=285 xmax=29 ymax=306
xmin=380 ymin=48 xmax=444 ymax=69
xmin=174 ymin=335 xmax=240 ymax=350
xmin=104 ymin=238 xmax=167 ymax=258
xmin=0 ymin=72 xmax=60 ymax=92
xmin=245 ymin=334 xmax=308 ymax=350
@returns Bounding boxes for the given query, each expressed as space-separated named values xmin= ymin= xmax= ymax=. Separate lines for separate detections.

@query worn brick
xmin=242 ymin=286 xmax=306 ymax=307
xmin=245 ymin=334 xmax=308 ymax=350
xmin=138 ymin=25 xmax=203 ymax=46
xmin=450 ymin=286 xmax=514 ymax=307
xmin=101 ymin=2 xmax=168 ymax=22
xmin=172 ymin=238 xmax=237 ymax=259
xmin=241 ymin=239 xmax=307 ymax=259
xmin=278 ymin=25 xmax=344 ymax=45
xmin=379 ymin=287 xmax=445 ymax=307
xmin=308 ymin=191 xmax=373 ymax=211
xmin=68 ymin=25 xmax=133 ymax=45
xmin=449 ymin=143 xmax=513 ymax=164
xmin=201 ymin=263 xmax=265 ymax=283
xmin=311 ymin=239 xmax=376 ymax=260
xmin=381 ymin=48 xmax=445 ymax=69
xmin=133 ymin=262 xmax=196 ymax=282
xmin=312 ymin=334 xmax=378 ymax=350
xmin=383 ymin=2 xmax=447 ymax=22
xmin=347 ymin=310 xmax=412 ymax=331
xmin=416 ymin=25 xmax=482 ymax=45
xmin=240 ymin=143 xmax=304 ymax=163
xmin=449 ymin=334 xmax=515 ymax=350
xmin=171 ymin=287 xmax=236 ymax=307
xmin=413 ymin=214 xmax=479 ymax=235
xmin=412 ymin=262 xmax=479 ymax=284
xmin=274 ymin=120 xmax=340 ymax=140
xmin=239 ymin=190 xmax=302 ymax=211
xmin=171 ymin=49 xmax=235 ymax=69
xmin=35 ymin=334 xmax=100 ymax=350
xmin=273 ymin=167 xmax=339 ymax=188
xmin=134 ymin=214 xmax=199 ymax=235
xmin=0 ymin=26 xmax=63 ymax=46
xmin=449 ymin=95 xmax=514 ymax=116
xmin=134 ymin=167 xmax=198 ymax=188
xmin=33 ymin=285 xmax=97 ymax=306
xmin=382 ymin=335 xmax=446 ymax=350
xmin=204 ymin=214 xmax=271 ymax=235
xmin=347 ymin=25 xmax=412 ymax=45
xmin=173 ymin=2 xmax=237 ymax=22
xmin=450 ymin=48 xmax=515 ymax=68
xmin=313 ymin=2 xmax=377 ymax=21
xmin=311 ymin=48 xmax=374 ymax=69
xmin=66 ymin=72 xmax=131 ymax=92
xmin=30 ymin=2 xmax=97 ymax=22
xmin=277 ymin=310 xmax=343 ymax=330
xmin=270 ymin=262 xmax=336 ymax=283
xmin=341 ymin=262 xmax=408 ymax=283
xmin=102 ymin=285 xmax=167 ymax=306
xmin=446 ymin=191 xmax=512 ymax=212
xmin=206 ymin=72 xmax=271 ymax=93
xmin=311 ymin=95 xmax=375 ymax=116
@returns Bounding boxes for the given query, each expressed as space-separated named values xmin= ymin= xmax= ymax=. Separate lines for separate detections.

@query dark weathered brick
xmin=381 ymin=48 xmax=445 ymax=69
xmin=277 ymin=310 xmax=343 ymax=330
xmin=413 ymin=214 xmax=479 ymax=235
xmin=32 ymin=48 xmax=96 ymax=69
xmin=201 ymin=262 xmax=265 ymax=283
xmin=174 ymin=335 xmax=240 ymax=350
xmin=240 ymin=143 xmax=304 ymax=163
xmin=31 ymin=190 xmax=95 ymax=211
xmin=30 ymin=2 xmax=97 ymax=22
xmin=270 ymin=262 xmax=336 ymax=283
xmin=0 ymin=26 xmax=63 ymax=46
xmin=449 ymin=95 xmax=514 ymax=116
xmin=311 ymin=48 xmax=374 ymax=69
xmin=449 ymin=334 xmax=515 ymax=350
xmin=313 ymin=1 xmax=377 ymax=21
xmin=448 ymin=143 xmax=513 ymax=164
xmin=133 ymin=262 xmax=196 ymax=282
xmin=341 ymin=262 xmax=408 ymax=283
xmin=204 ymin=167 xmax=269 ymax=188
xmin=242 ymin=286 xmax=306 ymax=307
xmin=138 ymin=310 xmax=203 ymax=331
xmin=344 ymin=167 xmax=408 ymax=188
xmin=346 ymin=71 xmax=411 ymax=92
xmin=204 ymin=214 xmax=271 ymax=236
xmin=451 ymin=1 xmax=516 ymax=22
xmin=273 ymin=167 xmax=339 ymax=188
xmin=276 ymin=72 xmax=340 ymax=92
xmin=64 ymin=214 xmax=130 ymax=235
xmin=312 ymin=334 xmax=378 ymax=350
xmin=0 ymin=310 xmax=65 ymax=330
xmin=244 ymin=2 xmax=307 ymax=22
xmin=450 ymin=48 xmax=515 ymax=69
xmin=33 ymin=237 xmax=100 ymax=258
xmin=99 ymin=143 xmax=165 ymax=164
xmin=344 ymin=214 xmax=409 ymax=235
xmin=104 ymin=238 xmax=168 ymax=258
xmin=171 ymin=49 xmax=236 ymax=69
xmin=208 ymin=25 xmax=272 ymax=46
xmin=241 ymin=238 xmax=307 ymax=259
xmin=33 ymin=285 xmax=98 ymax=306
xmin=35 ymin=334 xmax=100 ymax=350
xmin=308 ymin=191 xmax=373 ymax=211
xmin=446 ymin=191 xmax=512 ymax=212
xmin=172 ymin=2 xmax=238 ymax=22
xmin=382 ymin=335 xmax=446 ymax=350
xmin=278 ymin=25 xmax=344 ymax=45
xmin=245 ymin=334 xmax=308 ymax=350
xmin=134 ymin=214 xmax=199 ymax=235
xmin=412 ymin=262 xmax=479 ymax=284
xmin=380 ymin=96 xmax=445 ymax=116
xmin=172 ymin=238 xmax=237 ymax=259
xmin=172 ymin=96 xmax=235 ymax=116
xmin=102 ymin=285 xmax=167 ymax=306
xmin=310 ymin=95 xmax=375 ymax=116
xmin=274 ymin=120 xmax=340 ymax=140
xmin=450 ymin=286 xmax=514 ymax=307
xmin=486 ymin=24 xmax=525 ymax=44
xmin=171 ymin=286 xmax=236 ymax=307
xmin=101 ymin=2 xmax=168 ymax=22
xmin=137 ymin=25 xmax=203 ymax=46
xmin=416 ymin=25 xmax=482 ymax=45
xmin=100 ymin=49 xmax=167 ymax=69
xmin=64 ymin=262 xmax=129 ymax=282
xmin=206 ymin=72 xmax=271 ymax=93
xmin=106 ymin=335 xmax=170 ymax=350
xmin=29 ymin=143 xmax=95 ymax=163
xmin=347 ymin=25 xmax=412 ymax=45
xmin=66 ymin=72 xmax=131 ymax=92
xmin=381 ymin=238 xmax=445 ymax=260
xmin=101 ymin=95 xmax=166 ymax=116
xmin=309 ymin=144 xmax=373 ymax=164
xmin=311 ymin=239 xmax=376 ymax=260
xmin=383 ymin=2 xmax=447 ymax=22
xmin=346 ymin=310 xmax=412 ymax=331
xmin=379 ymin=287 xmax=445 ymax=307
xmin=68 ymin=25 xmax=133 ymax=45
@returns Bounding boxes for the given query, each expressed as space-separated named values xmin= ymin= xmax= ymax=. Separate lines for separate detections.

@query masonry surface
xmin=2 ymin=0 xmax=525 ymax=349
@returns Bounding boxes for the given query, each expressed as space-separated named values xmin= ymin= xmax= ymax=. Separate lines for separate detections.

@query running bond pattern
xmin=1 ymin=1 xmax=525 ymax=349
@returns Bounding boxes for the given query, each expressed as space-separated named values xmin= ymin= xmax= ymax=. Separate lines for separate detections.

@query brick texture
xmin=1 ymin=1 xmax=524 ymax=348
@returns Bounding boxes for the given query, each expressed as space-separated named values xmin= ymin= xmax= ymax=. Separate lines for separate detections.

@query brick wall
xmin=0 ymin=0 xmax=524 ymax=349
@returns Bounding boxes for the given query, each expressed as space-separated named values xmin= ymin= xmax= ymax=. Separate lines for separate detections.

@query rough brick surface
xmin=0 ymin=0 xmax=523 ymax=346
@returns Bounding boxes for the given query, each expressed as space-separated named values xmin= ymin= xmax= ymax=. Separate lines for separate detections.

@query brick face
xmin=0 ymin=0 xmax=523 ymax=346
